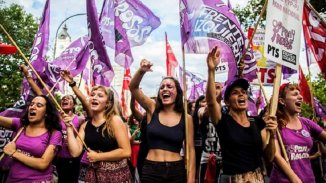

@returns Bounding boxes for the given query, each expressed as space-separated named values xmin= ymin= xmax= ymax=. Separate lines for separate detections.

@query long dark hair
xmin=155 ymin=77 xmax=184 ymax=113
xmin=21 ymin=95 xmax=61 ymax=132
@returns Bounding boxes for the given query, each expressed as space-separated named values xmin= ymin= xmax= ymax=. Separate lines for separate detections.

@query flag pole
xmin=303 ymin=34 xmax=317 ymax=120
xmin=181 ymin=44 xmax=190 ymax=178
xmin=239 ymin=0 xmax=268 ymax=77
xmin=0 ymin=24 xmax=89 ymax=150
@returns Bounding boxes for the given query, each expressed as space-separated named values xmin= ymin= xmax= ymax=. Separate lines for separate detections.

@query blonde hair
xmin=91 ymin=86 xmax=120 ymax=137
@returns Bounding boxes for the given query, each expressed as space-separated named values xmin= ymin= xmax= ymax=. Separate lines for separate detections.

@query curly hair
xmin=276 ymin=83 xmax=300 ymax=128
xmin=91 ymin=86 xmax=120 ymax=138
xmin=155 ymin=76 xmax=184 ymax=113
xmin=21 ymin=95 xmax=61 ymax=132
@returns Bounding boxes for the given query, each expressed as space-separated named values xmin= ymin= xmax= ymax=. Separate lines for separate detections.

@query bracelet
xmin=69 ymin=81 xmax=76 ymax=87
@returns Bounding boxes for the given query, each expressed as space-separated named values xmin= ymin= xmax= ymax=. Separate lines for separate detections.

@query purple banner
xmin=314 ymin=98 xmax=326 ymax=120
xmin=45 ymin=36 xmax=89 ymax=92
xmin=178 ymin=66 xmax=206 ymax=101
xmin=180 ymin=0 xmax=245 ymax=82
xmin=282 ymin=65 xmax=297 ymax=80
xmin=100 ymin=0 xmax=160 ymax=68
xmin=87 ymin=0 xmax=114 ymax=86
xmin=29 ymin=0 xmax=50 ymax=73
xmin=243 ymin=48 xmax=258 ymax=82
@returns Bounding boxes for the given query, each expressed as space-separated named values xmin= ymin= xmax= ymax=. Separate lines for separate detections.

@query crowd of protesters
xmin=0 ymin=46 xmax=325 ymax=183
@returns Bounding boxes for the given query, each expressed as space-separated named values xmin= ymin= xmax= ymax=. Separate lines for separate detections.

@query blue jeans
xmin=141 ymin=159 xmax=186 ymax=183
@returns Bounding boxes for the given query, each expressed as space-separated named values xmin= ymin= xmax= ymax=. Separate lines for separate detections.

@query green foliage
xmin=0 ymin=4 xmax=38 ymax=107
xmin=233 ymin=0 xmax=325 ymax=31
xmin=300 ymin=74 xmax=326 ymax=119
xmin=233 ymin=0 xmax=266 ymax=31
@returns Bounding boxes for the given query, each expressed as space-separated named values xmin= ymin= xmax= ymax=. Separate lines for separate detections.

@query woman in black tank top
xmin=61 ymin=71 xmax=132 ymax=183
xmin=129 ymin=59 xmax=195 ymax=183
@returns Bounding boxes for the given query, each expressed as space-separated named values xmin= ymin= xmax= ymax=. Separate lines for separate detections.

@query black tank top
xmin=84 ymin=121 xmax=118 ymax=152
xmin=146 ymin=112 xmax=185 ymax=153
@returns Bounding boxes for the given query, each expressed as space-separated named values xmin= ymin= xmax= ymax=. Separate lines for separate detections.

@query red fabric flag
xmin=302 ymin=3 xmax=326 ymax=80
xmin=121 ymin=68 xmax=131 ymax=118
xmin=299 ymin=67 xmax=312 ymax=105
xmin=0 ymin=43 xmax=17 ymax=54
xmin=165 ymin=33 xmax=178 ymax=77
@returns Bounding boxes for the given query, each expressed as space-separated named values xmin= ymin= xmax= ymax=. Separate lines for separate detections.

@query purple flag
xmin=100 ymin=0 xmax=160 ymax=68
xmin=87 ymin=0 xmax=114 ymax=86
xmin=243 ymin=48 xmax=258 ymax=82
xmin=178 ymin=66 xmax=206 ymax=101
xmin=314 ymin=98 xmax=326 ymax=120
xmin=180 ymin=0 xmax=245 ymax=82
xmin=1 ymin=0 xmax=51 ymax=118
xmin=45 ymin=36 xmax=89 ymax=92
xmin=29 ymin=0 xmax=50 ymax=74
xmin=282 ymin=65 xmax=297 ymax=80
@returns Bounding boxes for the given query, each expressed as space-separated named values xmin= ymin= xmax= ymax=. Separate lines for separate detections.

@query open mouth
xmin=238 ymin=98 xmax=246 ymax=105
xmin=91 ymin=101 xmax=99 ymax=106
xmin=162 ymin=93 xmax=170 ymax=99
xmin=295 ymin=101 xmax=302 ymax=107
xmin=29 ymin=111 xmax=36 ymax=116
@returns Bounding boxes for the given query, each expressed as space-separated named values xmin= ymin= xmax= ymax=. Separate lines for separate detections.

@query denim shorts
xmin=141 ymin=159 xmax=186 ymax=183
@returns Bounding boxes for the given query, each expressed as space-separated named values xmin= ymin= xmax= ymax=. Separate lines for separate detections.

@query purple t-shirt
xmin=7 ymin=118 xmax=62 ymax=183
xmin=57 ymin=115 xmax=81 ymax=158
xmin=270 ymin=117 xmax=323 ymax=183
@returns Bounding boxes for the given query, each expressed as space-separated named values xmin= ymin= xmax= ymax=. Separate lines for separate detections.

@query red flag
xmin=121 ymin=68 xmax=131 ymax=118
xmin=0 ymin=43 xmax=17 ymax=54
xmin=299 ymin=67 xmax=312 ymax=105
xmin=302 ymin=3 xmax=326 ymax=80
xmin=165 ymin=33 xmax=178 ymax=77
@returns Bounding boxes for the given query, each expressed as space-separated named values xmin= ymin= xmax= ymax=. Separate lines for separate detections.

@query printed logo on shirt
xmin=287 ymin=145 xmax=310 ymax=161
xmin=301 ymin=130 xmax=310 ymax=138
xmin=0 ymin=128 xmax=13 ymax=153
xmin=204 ymin=122 xmax=221 ymax=154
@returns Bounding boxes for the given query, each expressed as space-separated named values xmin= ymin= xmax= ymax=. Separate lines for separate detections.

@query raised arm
xmin=20 ymin=65 xmax=43 ymax=96
xmin=63 ymin=114 xmax=85 ymax=157
xmin=61 ymin=70 xmax=92 ymax=117
xmin=129 ymin=59 xmax=155 ymax=115
xmin=261 ymin=115 xmax=277 ymax=162
xmin=206 ymin=46 xmax=222 ymax=125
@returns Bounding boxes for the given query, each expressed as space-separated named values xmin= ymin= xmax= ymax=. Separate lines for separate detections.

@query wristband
xmin=69 ymin=81 xmax=76 ymax=87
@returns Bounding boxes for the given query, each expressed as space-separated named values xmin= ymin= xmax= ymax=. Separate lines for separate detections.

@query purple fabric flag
xmin=29 ymin=0 xmax=50 ymax=74
xmin=87 ymin=0 xmax=114 ymax=86
xmin=45 ymin=36 xmax=89 ymax=92
xmin=243 ymin=48 xmax=258 ymax=82
xmin=1 ymin=0 xmax=51 ymax=118
xmin=314 ymin=98 xmax=326 ymax=120
xmin=100 ymin=0 xmax=161 ymax=68
xmin=282 ymin=65 xmax=297 ymax=80
xmin=178 ymin=66 xmax=206 ymax=101
xmin=180 ymin=0 xmax=245 ymax=82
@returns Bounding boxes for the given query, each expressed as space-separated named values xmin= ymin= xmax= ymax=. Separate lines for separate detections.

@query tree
xmin=300 ymin=74 xmax=326 ymax=120
xmin=233 ymin=0 xmax=325 ymax=31
xmin=0 ymin=4 xmax=38 ymax=107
